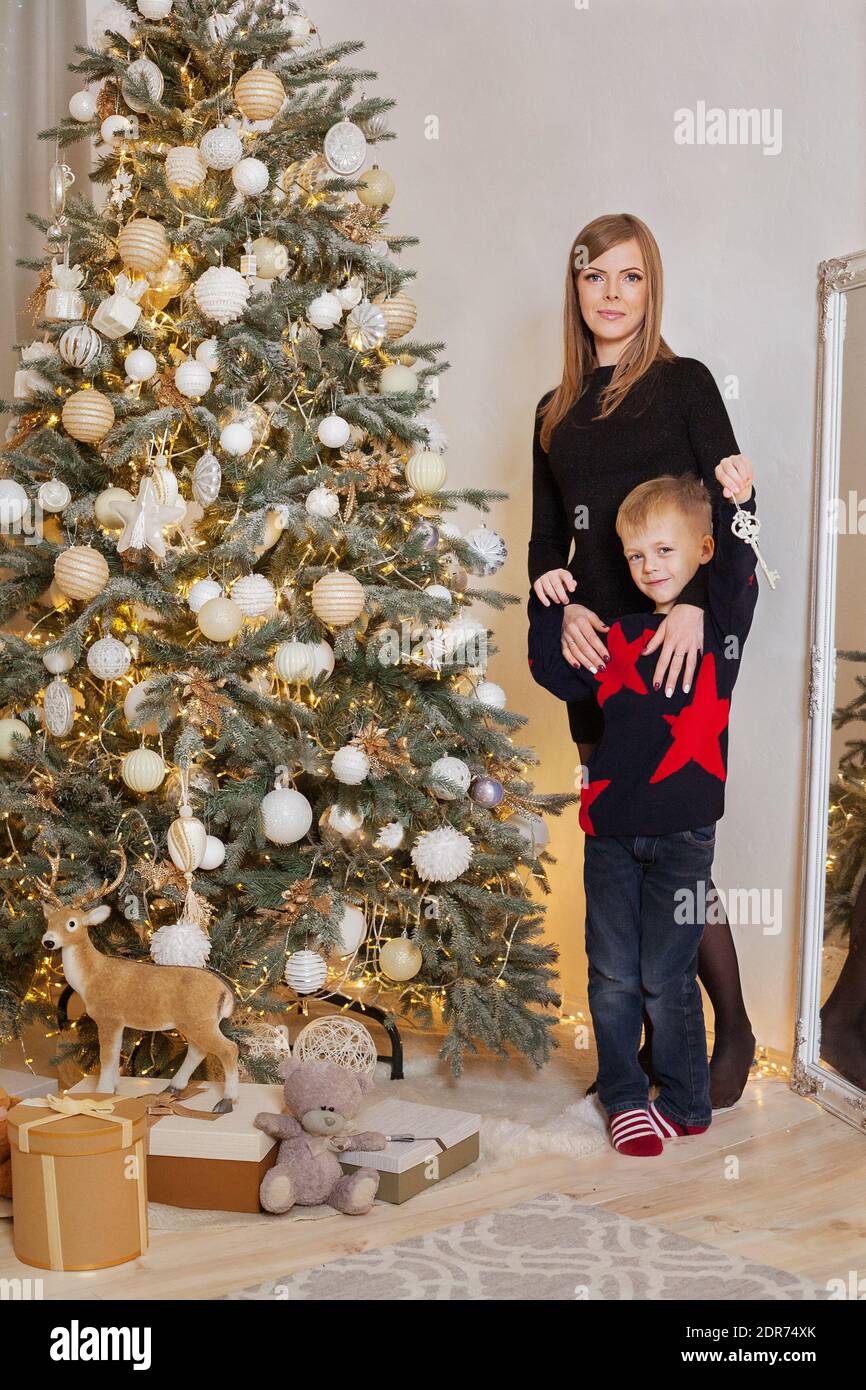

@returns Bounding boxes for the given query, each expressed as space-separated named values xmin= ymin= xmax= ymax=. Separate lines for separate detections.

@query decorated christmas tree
xmin=0 ymin=0 xmax=573 ymax=1084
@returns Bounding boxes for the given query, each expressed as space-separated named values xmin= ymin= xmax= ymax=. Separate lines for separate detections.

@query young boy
xmin=527 ymin=460 xmax=758 ymax=1156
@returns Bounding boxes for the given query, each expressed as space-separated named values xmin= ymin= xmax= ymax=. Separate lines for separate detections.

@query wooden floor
xmin=2 ymin=1072 xmax=865 ymax=1299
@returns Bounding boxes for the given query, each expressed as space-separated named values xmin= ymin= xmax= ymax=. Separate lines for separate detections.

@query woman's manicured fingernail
xmin=589 ymin=665 xmax=597 ymax=674
xmin=683 ymin=684 xmax=690 ymax=694
xmin=653 ymin=681 xmax=660 ymax=690
xmin=665 ymin=687 xmax=673 ymax=698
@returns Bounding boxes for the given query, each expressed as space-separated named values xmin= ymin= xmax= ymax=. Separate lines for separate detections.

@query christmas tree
xmin=0 ymin=0 xmax=573 ymax=1084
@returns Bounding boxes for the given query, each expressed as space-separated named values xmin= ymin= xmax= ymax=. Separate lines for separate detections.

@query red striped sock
xmin=648 ymin=1100 xmax=710 ymax=1139
xmin=609 ymin=1108 xmax=663 ymax=1156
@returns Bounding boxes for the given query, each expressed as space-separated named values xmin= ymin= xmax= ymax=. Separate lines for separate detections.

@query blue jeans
xmin=583 ymin=825 xmax=715 ymax=1127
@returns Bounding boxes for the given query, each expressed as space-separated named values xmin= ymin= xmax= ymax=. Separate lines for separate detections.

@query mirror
xmin=793 ymin=252 xmax=866 ymax=1128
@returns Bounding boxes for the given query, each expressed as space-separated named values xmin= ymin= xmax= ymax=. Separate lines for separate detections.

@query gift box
xmin=0 ymin=1069 xmax=58 ymax=1101
xmin=338 ymin=1098 xmax=480 ymax=1205
xmin=7 ymin=1092 xmax=149 ymax=1271
xmin=91 ymin=275 xmax=147 ymax=340
xmin=70 ymin=1076 xmax=281 ymax=1212
xmin=44 ymin=288 xmax=85 ymax=322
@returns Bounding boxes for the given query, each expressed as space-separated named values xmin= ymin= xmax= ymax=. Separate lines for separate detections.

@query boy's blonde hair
xmin=615 ymin=474 xmax=712 ymax=543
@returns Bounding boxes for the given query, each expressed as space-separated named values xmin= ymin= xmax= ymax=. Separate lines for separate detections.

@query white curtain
xmin=0 ymin=0 xmax=89 ymax=367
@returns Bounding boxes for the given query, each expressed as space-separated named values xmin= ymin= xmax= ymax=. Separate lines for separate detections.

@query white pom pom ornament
xmin=305 ymin=486 xmax=340 ymax=519
xmin=151 ymin=919 xmax=212 ymax=967
xmin=410 ymin=826 xmax=474 ymax=883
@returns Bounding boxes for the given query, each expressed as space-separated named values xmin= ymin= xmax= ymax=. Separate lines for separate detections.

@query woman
xmin=529 ymin=212 xmax=755 ymax=1109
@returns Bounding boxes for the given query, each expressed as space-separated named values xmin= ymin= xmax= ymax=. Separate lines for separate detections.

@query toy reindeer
xmin=36 ymin=847 xmax=238 ymax=1113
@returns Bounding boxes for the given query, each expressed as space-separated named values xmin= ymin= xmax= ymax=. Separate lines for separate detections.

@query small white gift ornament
xmin=44 ymin=257 xmax=85 ymax=322
xmin=92 ymin=274 xmax=148 ymax=340
xmin=14 ymin=342 xmax=60 ymax=400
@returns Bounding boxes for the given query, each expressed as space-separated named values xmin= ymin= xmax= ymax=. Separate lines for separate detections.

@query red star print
xmin=579 ymin=779 xmax=611 ymax=836
xmin=594 ymin=624 xmax=656 ymax=706
xmin=649 ymin=653 xmax=729 ymax=783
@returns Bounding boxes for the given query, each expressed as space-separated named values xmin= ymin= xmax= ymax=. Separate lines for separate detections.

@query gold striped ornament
xmin=53 ymin=544 xmax=109 ymax=600
xmin=372 ymin=290 xmax=417 ymax=339
xmin=167 ymin=806 xmax=207 ymax=871
xmin=117 ymin=217 xmax=169 ymax=273
xmin=61 ymin=389 xmax=115 ymax=444
xmin=310 ymin=571 xmax=365 ymax=626
xmin=234 ymin=68 xmax=285 ymax=121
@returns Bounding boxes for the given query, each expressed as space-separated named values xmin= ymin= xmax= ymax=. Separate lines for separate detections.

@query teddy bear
xmin=254 ymin=1058 xmax=387 ymax=1215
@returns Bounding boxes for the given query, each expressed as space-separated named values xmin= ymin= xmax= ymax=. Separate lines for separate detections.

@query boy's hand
xmin=533 ymin=568 xmax=577 ymax=607
xmin=716 ymin=454 xmax=754 ymax=504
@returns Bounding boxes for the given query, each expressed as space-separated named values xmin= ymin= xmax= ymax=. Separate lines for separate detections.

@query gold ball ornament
xmin=61 ymin=389 xmax=115 ymax=444
xmin=144 ymin=255 xmax=189 ymax=312
xmin=121 ymin=747 xmax=167 ymax=794
xmin=405 ymin=449 xmax=447 ymax=495
xmin=357 ymin=166 xmax=395 ymax=208
xmin=0 ymin=719 xmax=31 ymax=760
xmin=311 ymin=572 xmax=365 ymax=627
xmin=117 ymin=217 xmax=170 ymax=273
xmin=234 ymin=68 xmax=285 ymax=121
xmin=372 ymin=290 xmax=417 ymax=339
xmin=197 ymin=594 xmax=244 ymax=642
xmin=53 ymin=545 xmax=109 ymax=601
xmin=379 ymin=936 xmax=422 ymax=982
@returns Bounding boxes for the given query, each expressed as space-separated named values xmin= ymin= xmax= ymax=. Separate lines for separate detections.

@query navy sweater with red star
xmin=527 ymin=493 xmax=760 ymax=836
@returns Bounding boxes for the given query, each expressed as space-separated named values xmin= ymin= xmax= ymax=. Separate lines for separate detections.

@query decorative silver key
xmin=731 ymin=507 xmax=779 ymax=589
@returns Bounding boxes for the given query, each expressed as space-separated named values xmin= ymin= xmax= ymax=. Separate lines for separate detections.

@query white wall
xmin=81 ymin=0 xmax=866 ymax=1053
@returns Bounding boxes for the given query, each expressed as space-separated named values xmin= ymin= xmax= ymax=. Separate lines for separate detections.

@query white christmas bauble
xmin=231 ymin=573 xmax=276 ymax=618
xmin=123 ymin=678 xmax=163 ymax=735
xmin=424 ymin=584 xmax=452 ymax=607
xmin=86 ymin=636 xmax=132 ymax=681
xmin=194 ymin=265 xmax=250 ymax=324
xmin=151 ymin=919 xmax=211 ymax=967
xmin=43 ymin=677 xmax=75 ymax=737
xmin=465 ymin=524 xmax=508 ymax=576
xmin=475 ymin=681 xmax=506 ymax=709
xmin=307 ymin=291 xmax=342 ymax=329
xmin=94 ymin=487 xmax=132 ymax=530
xmin=274 ymin=640 xmax=314 ymax=682
xmin=0 ymin=719 xmax=31 ymax=760
xmin=43 ymin=647 xmax=74 ymax=675
xmin=37 ymin=479 xmax=71 ymax=513
xmin=219 ymin=421 xmax=253 ymax=456
xmin=192 ymin=451 xmax=221 ymax=506
xmin=121 ymin=746 xmax=166 ymax=793
xmin=231 ymin=157 xmax=270 ymax=195
xmin=379 ymin=937 xmax=423 ymax=982
xmin=201 ymin=835 xmax=226 ymax=871
xmin=284 ymin=949 xmax=327 ymax=995
xmin=305 ymin=485 xmax=339 ymax=519
xmin=124 ymin=347 xmax=158 ymax=382
xmin=345 ymin=300 xmax=387 ymax=351
xmin=59 ymin=323 xmax=101 ymax=369
xmin=430 ymin=756 xmax=471 ymax=799
xmin=334 ymin=904 xmax=367 ymax=956
xmin=91 ymin=2 xmax=135 ymax=48
xmin=136 ymin=0 xmax=173 ymax=21
xmin=197 ymin=595 xmax=243 ymax=641
xmin=195 ymin=338 xmax=221 ymax=373
xmin=317 ymin=413 xmax=351 ymax=449
xmin=410 ymin=825 xmax=474 ymax=883
xmin=261 ymin=786 xmax=313 ymax=845
xmin=405 ymin=449 xmax=446 ymax=496
xmin=199 ymin=123 xmax=243 ymax=170
xmin=251 ymin=236 xmax=288 ymax=279
xmin=0 ymin=479 xmax=27 ymax=526
xmin=69 ymin=89 xmax=97 ymax=122
xmin=101 ymin=114 xmax=134 ymax=144
xmin=331 ymin=746 xmax=370 ymax=785
xmin=187 ymin=577 xmax=223 ymax=613
xmin=322 ymin=805 xmax=364 ymax=840
xmin=167 ymin=808 xmax=207 ymax=872
xmin=323 ymin=119 xmax=367 ymax=175
xmin=174 ymin=357 xmax=212 ymax=399
xmin=373 ymin=820 xmax=405 ymax=851
xmin=334 ymin=278 xmax=363 ymax=311
xmin=378 ymin=363 xmax=418 ymax=394
xmin=308 ymin=641 xmax=335 ymax=683
xmin=165 ymin=144 xmax=207 ymax=190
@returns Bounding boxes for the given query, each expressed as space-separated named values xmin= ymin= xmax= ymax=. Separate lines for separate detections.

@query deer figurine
xmin=37 ymin=847 xmax=238 ymax=1113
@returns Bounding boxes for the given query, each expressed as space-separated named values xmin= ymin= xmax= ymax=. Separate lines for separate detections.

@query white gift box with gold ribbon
xmin=7 ymin=1092 xmax=149 ymax=1271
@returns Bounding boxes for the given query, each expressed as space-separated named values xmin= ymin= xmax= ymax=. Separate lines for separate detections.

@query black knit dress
xmin=528 ymin=357 xmax=739 ymax=744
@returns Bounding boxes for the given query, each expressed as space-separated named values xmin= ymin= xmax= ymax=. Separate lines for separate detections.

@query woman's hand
xmin=533 ymin=568 xmax=577 ymax=607
xmin=716 ymin=453 xmax=754 ymax=504
xmin=561 ymin=604 xmax=610 ymax=672
xmin=642 ymin=603 xmax=704 ymax=696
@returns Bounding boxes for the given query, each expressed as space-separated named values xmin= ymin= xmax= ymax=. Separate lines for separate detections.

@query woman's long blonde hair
xmin=538 ymin=213 xmax=675 ymax=452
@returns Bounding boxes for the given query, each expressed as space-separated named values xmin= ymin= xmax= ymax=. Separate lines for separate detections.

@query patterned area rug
xmin=223 ymin=1191 xmax=825 ymax=1301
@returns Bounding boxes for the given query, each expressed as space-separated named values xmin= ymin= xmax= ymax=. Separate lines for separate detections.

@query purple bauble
xmin=470 ymin=776 xmax=504 ymax=808
xmin=411 ymin=521 xmax=439 ymax=552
